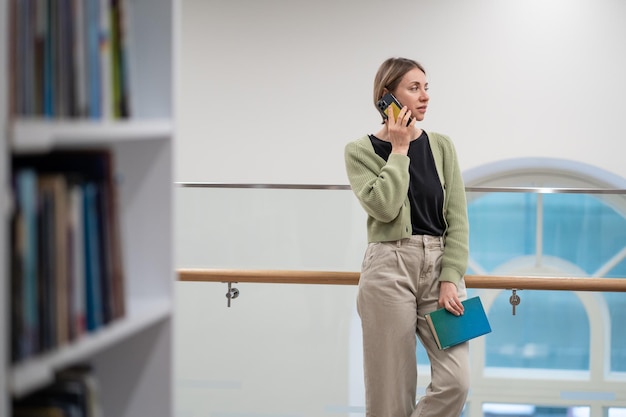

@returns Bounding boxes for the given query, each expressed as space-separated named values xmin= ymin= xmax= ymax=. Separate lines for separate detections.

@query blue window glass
xmin=468 ymin=193 xmax=626 ymax=277
xmin=483 ymin=404 xmax=589 ymax=417
xmin=468 ymin=193 xmax=537 ymax=271
xmin=605 ymin=292 xmax=626 ymax=372
xmin=608 ymin=408 xmax=626 ymax=417
xmin=485 ymin=290 xmax=589 ymax=370
xmin=466 ymin=191 xmax=626 ymax=372
xmin=542 ymin=194 xmax=626 ymax=277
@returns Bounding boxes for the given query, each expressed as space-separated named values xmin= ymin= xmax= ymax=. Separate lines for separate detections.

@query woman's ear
xmin=378 ymin=88 xmax=389 ymax=102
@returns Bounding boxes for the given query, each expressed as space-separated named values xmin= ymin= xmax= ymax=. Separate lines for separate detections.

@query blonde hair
xmin=373 ymin=57 xmax=426 ymax=119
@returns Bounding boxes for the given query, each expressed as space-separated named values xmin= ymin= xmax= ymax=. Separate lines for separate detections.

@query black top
xmin=369 ymin=131 xmax=445 ymax=236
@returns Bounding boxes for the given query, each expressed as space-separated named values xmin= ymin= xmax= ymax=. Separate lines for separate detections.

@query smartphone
xmin=376 ymin=92 xmax=412 ymax=125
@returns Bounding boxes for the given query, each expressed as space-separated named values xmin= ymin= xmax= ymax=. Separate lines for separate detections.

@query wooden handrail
xmin=179 ymin=269 xmax=358 ymax=285
xmin=178 ymin=269 xmax=626 ymax=292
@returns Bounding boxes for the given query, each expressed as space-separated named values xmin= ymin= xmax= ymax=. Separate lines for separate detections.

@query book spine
xmin=83 ymin=182 xmax=104 ymax=331
xmin=69 ymin=184 xmax=87 ymax=338
xmin=86 ymin=0 xmax=101 ymax=118
xmin=16 ymin=169 xmax=39 ymax=358
xmin=98 ymin=0 xmax=113 ymax=119
xmin=116 ymin=0 xmax=131 ymax=117
xmin=23 ymin=0 xmax=36 ymax=115
xmin=73 ymin=0 xmax=89 ymax=117
xmin=37 ymin=181 xmax=56 ymax=351
xmin=43 ymin=0 xmax=55 ymax=117
xmin=33 ymin=0 xmax=46 ymax=114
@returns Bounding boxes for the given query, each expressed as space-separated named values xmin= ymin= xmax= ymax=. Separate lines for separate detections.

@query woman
xmin=344 ymin=57 xmax=470 ymax=417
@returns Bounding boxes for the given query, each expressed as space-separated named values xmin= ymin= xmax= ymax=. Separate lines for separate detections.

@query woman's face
xmin=392 ymin=67 xmax=429 ymax=122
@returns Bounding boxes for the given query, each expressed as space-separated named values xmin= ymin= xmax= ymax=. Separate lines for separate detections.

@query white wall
xmin=176 ymin=0 xmax=626 ymax=185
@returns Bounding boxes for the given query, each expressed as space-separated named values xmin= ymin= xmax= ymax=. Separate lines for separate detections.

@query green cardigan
xmin=344 ymin=132 xmax=469 ymax=286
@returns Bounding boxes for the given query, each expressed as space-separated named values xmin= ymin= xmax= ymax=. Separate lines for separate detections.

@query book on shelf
xmin=10 ymin=0 xmax=132 ymax=119
xmin=68 ymin=184 xmax=88 ymax=338
xmin=12 ymin=169 xmax=40 ymax=360
xmin=425 ymin=296 xmax=492 ymax=350
xmin=39 ymin=174 xmax=72 ymax=349
xmin=110 ymin=0 xmax=131 ymax=118
xmin=13 ymin=364 xmax=103 ymax=417
xmin=10 ymin=150 xmax=125 ymax=362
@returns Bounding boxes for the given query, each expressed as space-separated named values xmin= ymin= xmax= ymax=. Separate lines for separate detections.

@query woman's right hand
xmin=386 ymin=105 xmax=415 ymax=155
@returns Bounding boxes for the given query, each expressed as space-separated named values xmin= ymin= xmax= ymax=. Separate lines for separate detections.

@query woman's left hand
xmin=439 ymin=281 xmax=464 ymax=316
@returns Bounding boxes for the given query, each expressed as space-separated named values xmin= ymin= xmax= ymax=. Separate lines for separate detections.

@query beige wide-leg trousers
xmin=357 ymin=235 xmax=469 ymax=417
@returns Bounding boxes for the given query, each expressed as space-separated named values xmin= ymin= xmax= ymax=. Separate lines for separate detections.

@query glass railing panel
xmin=175 ymin=185 xmax=626 ymax=417
xmin=175 ymin=280 xmax=360 ymax=417
xmin=175 ymin=185 xmax=364 ymax=417
xmin=465 ymin=189 xmax=626 ymax=278
xmin=175 ymin=185 xmax=367 ymax=271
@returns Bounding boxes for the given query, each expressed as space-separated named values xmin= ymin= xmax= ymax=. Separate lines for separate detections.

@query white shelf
xmin=9 ymin=298 xmax=173 ymax=398
xmin=11 ymin=118 xmax=174 ymax=152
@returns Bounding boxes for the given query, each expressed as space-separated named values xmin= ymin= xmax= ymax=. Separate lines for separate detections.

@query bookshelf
xmin=1 ymin=0 xmax=176 ymax=415
xmin=1 ymin=0 xmax=9 ymax=414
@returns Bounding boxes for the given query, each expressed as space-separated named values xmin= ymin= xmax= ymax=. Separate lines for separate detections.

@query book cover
xmin=425 ymin=296 xmax=492 ymax=350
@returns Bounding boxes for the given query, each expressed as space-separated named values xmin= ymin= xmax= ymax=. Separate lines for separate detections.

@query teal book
xmin=425 ymin=296 xmax=492 ymax=350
